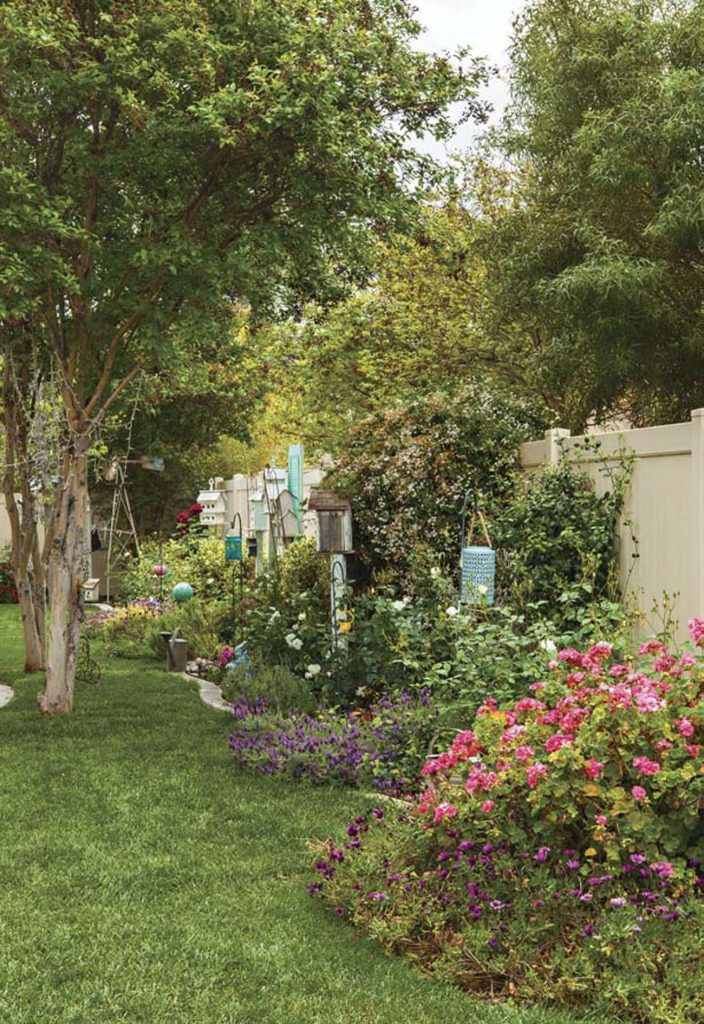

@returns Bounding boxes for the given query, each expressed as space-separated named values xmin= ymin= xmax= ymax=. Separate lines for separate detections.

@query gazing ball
xmin=172 ymin=582 xmax=194 ymax=603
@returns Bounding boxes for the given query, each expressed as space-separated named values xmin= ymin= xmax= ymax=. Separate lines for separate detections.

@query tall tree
xmin=247 ymin=187 xmax=547 ymax=457
xmin=0 ymin=0 xmax=484 ymax=712
xmin=488 ymin=0 xmax=704 ymax=427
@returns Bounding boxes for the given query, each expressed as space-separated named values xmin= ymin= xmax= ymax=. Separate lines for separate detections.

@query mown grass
xmin=0 ymin=605 xmax=588 ymax=1024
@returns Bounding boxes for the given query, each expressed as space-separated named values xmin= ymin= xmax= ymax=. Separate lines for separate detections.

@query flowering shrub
xmin=229 ymin=690 xmax=436 ymax=792
xmin=0 ymin=561 xmax=18 ymax=604
xmin=86 ymin=599 xmax=162 ymax=658
xmin=309 ymin=630 xmax=704 ymax=1022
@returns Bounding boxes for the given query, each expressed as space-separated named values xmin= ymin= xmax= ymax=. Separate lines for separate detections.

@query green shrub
xmin=144 ymin=598 xmax=231 ymax=661
xmin=494 ymin=452 xmax=628 ymax=627
xmin=220 ymin=662 xmax=319 ymax=714
xmin=121 ymin=535 xmax=244 ymax=604
xmin=330 ymin=384 xmax=544 ymax=587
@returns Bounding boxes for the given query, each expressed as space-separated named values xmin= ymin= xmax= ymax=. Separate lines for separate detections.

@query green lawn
xmin=0 ymin=605 xmax=587 ymax=1024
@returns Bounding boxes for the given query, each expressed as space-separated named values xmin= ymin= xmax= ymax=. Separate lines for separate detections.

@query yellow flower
xmin=339 ymin=621 xmax=352 ymax=635
xmin=585 ymin=847 xmax=597 ymax=858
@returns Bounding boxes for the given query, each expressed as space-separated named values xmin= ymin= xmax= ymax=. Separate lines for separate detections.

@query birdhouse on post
xmin=197 ymin=479 xmax=226 ymax=529
xmin=308 ymin=491 xmax=353 ymax=553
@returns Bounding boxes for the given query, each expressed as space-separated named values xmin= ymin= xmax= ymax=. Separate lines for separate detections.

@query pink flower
xmin=595 ymin=815 xmax=608 ymax=826
xmin=514 ymin=697 xmax=546 ymax=714
xmin=515 ymin=744 xmax=535 ymax=762
xmin=634 ymin=690 xmax=666 ymax=713
xmin=526 ymin=763 xmax=548 ymax=788
xmin=465 ymin=764 xmax=499 ymax=794
xmin=632 ymin=756 xmax=661 ymax=776
xmin=631 ymin=785 xmax=647 ymax=801
xmin=688 ymin=617 xmax=704 ymax=646
xmin=651 ymin=861 xmax=673 ymax=879
xmin=609 ymin=663 xmax=630 ymax=677
xmin=558 ymin=647 xmax=587 ymax=667
xmin=433 ymin=802 xmax=457 ymax=825
xmin=584 ymin=758 xmax=604 ymax=780
xmin=676 ymin=718 xmax=695 ymax=738
xmin=481 ymin=800 xmax=496 ymax=814
xmin=588 ymin=641 xmax=613 ymax=660
xmin=655 ymin=739 xmax=673 ymax=751
xmin=529 ymin=681 xmax=545 ymax=692
xmin=501 ymin=724 xmax=527 ymax=745
xmin=639 ymin=640 xmax=667 ymax=656
xmin=685 ymin=744 xmax=700 ymax=758
xmin=545 ymin=733 xmax=572 ymax=753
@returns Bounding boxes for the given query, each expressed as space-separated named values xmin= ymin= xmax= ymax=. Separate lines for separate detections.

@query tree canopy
xmin=487 ymin=0 xmax=704 ymax=427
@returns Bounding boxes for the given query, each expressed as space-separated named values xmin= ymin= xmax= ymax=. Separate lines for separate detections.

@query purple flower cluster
xmin=228 ymin=691 xmax=432 ymax=791
xmin=310 ymin=813 xmax=704 ymax=950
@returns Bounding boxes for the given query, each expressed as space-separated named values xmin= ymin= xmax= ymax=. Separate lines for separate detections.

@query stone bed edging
xmin=180 ymin=672 xmax=231 ymax=713
xmin=0 ymin=685 xmax=15 ymax=710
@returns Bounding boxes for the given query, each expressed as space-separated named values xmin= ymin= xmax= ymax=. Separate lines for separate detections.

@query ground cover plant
xmin=228 ymin=689 xmax=437 ymax=794
xmin=0 ymin=603 xmax=587 ymax=1024
xmin=310 ymin=630 xmax=704 ymax=1024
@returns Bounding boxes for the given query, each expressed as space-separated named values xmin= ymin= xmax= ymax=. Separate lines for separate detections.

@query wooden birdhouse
xmin=308 ymin=491 xmax=353 ymax=553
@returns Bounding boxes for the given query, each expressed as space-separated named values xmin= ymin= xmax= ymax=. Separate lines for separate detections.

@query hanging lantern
xmin=225 ymin=535 xmax=242 ymax=562
xmin=152 ymin=564 xmax=168 ymax=578
xmin=246 ymin=536 xmax=258 ymax=559
xmin=172 ymin=582 xmax=194 ymax=603
xmin=460 ymin=546 xmax=496 ymax=605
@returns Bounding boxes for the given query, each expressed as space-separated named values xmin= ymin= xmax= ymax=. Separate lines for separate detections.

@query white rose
xmin=292 ymin=638 xmax=303 ymax=651
xmin=540 ymin=639 xmax=557 ymax=654
xmin=445 ymin=605 xmax=459 ymax=617
xmin=298 ymin=612 xmax=307 ymax=621
xmin=391 ymin=600 xmax=407 ymax=612
xmin=306 ymin=664 xmax=321 ymax=676
xmin=285 ymin=632 xmax=298 ymax=647
xmin=477 ymin=584 xmax=488 ymax=596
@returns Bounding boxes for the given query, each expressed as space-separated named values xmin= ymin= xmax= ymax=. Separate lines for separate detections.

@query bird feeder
xmin=247 ymin=536 xmax=258 ymax=559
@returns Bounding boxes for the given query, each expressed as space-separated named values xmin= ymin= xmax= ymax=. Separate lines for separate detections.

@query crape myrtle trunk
xmin=38 ymin=445 xmax=89 ymax=715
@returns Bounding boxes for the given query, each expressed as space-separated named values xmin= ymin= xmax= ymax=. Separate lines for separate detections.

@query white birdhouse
xmin=197 ymin=479 xmax=226 ymax=528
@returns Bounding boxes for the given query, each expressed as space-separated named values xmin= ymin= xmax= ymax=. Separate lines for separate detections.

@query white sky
xmin=412 ymin=0 xmax=527 ymax=156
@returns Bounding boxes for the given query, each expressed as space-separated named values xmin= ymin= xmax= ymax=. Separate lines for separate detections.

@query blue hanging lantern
xmin=461 ymin=545 xmax=496 ymax=604
xmin=458 ymin=489 xmax=496 ymax=607
xmin=225 ymin=535 xmax=242 ymax=562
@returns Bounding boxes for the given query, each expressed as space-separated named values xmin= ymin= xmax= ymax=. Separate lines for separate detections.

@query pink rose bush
xmin=310 ymin=632 xmax=704 ymax=1023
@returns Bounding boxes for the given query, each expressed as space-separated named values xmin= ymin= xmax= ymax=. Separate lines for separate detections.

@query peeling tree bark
xmin=38 ymin=445 xmax=89 ymax=715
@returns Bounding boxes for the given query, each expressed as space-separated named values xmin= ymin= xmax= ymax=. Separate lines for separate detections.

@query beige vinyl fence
xmin=519 ymin=410 xmax=704 ymax=642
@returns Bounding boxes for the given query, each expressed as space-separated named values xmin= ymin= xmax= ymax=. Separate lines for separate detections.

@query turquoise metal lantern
xmin=461 ymin=545 xmax=496 ymax=604
xmin=458 ymin=487 xmax=496 ymax=608
xmin=172 ymin=582 xmax=194 ymax=603
xmin=225 ymin=535 xmax=242 ymax=562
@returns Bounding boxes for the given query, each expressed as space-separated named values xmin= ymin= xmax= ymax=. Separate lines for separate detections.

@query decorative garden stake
xmin=172 ymin=582 xmax=194 ymax=603
xmin=459 ymin=485 xmax=496 ymax=609
xmin=225 ymin=513 xmax=245 ymax=638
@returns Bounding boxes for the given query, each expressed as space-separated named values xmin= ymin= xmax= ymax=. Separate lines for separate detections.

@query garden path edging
xmin=180 ymin=672 xmax=230 ymax=713
xmin=0 ymin=685 xmax=15 ymax=709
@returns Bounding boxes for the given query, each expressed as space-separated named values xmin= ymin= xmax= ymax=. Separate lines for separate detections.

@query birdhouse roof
xmin=307 ymin=490 xmax=351 ymax=513
xmin=197 ymin=490 xmax=223 ymax=503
